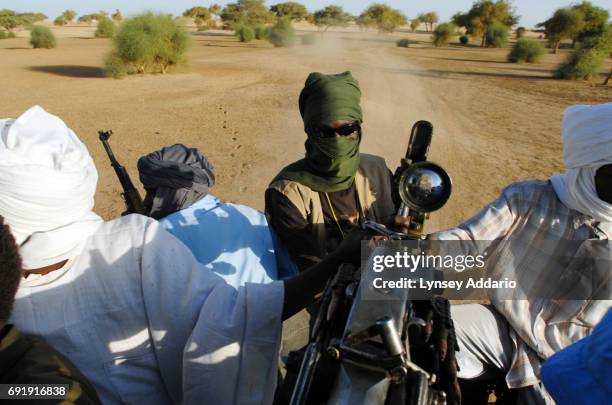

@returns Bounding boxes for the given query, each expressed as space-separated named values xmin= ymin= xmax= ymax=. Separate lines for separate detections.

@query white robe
xmin=9 ymin=214 xmax=283 ymax=405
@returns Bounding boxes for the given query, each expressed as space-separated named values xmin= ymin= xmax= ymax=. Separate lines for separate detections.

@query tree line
xmin=417 ymin=0 xmax=610 ymax=84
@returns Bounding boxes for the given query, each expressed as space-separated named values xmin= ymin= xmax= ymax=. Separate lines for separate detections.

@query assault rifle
xmin=98 ymin=130 xmax=147 ymax=216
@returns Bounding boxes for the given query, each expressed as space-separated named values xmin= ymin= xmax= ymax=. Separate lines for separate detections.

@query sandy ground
xmin=1 ymin=25 xmax=610 ymax=232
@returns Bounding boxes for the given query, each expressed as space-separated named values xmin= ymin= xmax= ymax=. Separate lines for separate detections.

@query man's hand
xmin=331 ymin=227 xmax=373 ymax=267
xmin=282 ymin=227 xmax=372 ymax=320
xmin=390 ymin=215 xmax=412 ymax=234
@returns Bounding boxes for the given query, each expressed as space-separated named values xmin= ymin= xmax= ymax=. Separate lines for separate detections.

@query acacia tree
xmin=355 ymin=14 xmax=373 ymax=31
xmin=221 ymin=0 xmax=275 ymax=28
xmin=359 ymin=4 xmax=407 ymax=33
xmin=78 ymin=13 xmax=105 ymax=25
xmin=0 ymin=10 xmax=45 ymax=32
xmin=183 ymin=6 xmax=211 ymax=21
xmin=112 ymin=9 xmax=122 ymax=22
xmin=537 ymin=8 xmax=584 ymax=54
xmin=54 ymin=16 xmax=67 ymax=26
xmin=62 ymin=10 xmax=77 ymax=22
xmin=418 ymin=12 xmax=439 ymax=32
xmin=452 ymin=0 xmax=519 ymax=47
xmin=210 ymin=4 xmax=222 ymax=17
xmin=0 ymin=10 xmax=23 ymax=32
xmin=571 ymin=1 xmax=609 ymax=43
xmin=556 ymin=24 xmax=612 ymax=81
xmin=410 ymin=18 xmax=420 ymax=32
xmin=270 ymin=2 xmax=308 ymax=21
xmin=312 ymin=5 xmax=351 ymax=32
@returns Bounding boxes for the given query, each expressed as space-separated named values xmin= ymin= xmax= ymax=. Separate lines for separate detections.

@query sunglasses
xmin=315 ymin=123 xmax=360 ymax=138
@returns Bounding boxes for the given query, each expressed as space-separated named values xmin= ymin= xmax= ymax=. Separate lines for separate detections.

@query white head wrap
xmin=0 ymin=106 xmax=102 ymax=269
xmin=550 ymin=102 xmax=612 ymax=223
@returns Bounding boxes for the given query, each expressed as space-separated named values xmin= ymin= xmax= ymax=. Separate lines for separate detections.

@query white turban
xmin=550 ymin=102 xmax=612 ymax=224
xmin=0 ymin=106 xmax=102 ymax=269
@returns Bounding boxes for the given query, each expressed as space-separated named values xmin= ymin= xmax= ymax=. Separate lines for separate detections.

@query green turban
xmin=299 ymin=71 xmax=363 ymax=131
xmin=273 ymin=72 xmax=363 ymax=192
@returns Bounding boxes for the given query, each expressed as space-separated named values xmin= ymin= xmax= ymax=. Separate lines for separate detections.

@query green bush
xmin=516 ymin=27 xmax=526 ymax=39
xmin=485 ymin=22 xmax=509 ymax=48
xmin=235 ymin=25 xmax=255 ymax=42
xmin=555 ymin=33 xmax=611 ymax=80
xmin=107 ymin=13 xmax=191 ymax=76
xmin=432 ymin=23 xmax=457 ymax=47
xmin=95 ymin=17 xmax=115 ymax=38
xmin=268 ymin=17 xmax=295 ymax=47
xmin=254 ymin=25 xmax=269 ymax=40
xmin=197 ymin=24 xmax=211 ymax=31
xmin=54 ymin=16 xmax=67 ymax=26
xmin=104 ymin=52 xmax=128 ymax=78
xmin=302 ymin=32 xmax=316 ymax=45
xmin=459 ymin=35 xmax=469 ymax=44
xmin=508 ymin=38 xmax=545 ymax=63
xmin=30 ymin=25 xmax=56 ymax=49
xmin=396 ymin=38 xmax=417 ymax=47
xmin=0 ymin=31 xmax=6 ymax=39
xmin=7 ymin=31 xmax=15 ymax=38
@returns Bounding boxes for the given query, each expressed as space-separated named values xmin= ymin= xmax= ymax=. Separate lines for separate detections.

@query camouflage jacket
xmin=0 ymin=325 xmax=102 ymax=405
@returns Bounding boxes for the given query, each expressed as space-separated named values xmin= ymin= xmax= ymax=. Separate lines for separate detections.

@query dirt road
xmin=1 ymin=26 xmax=609 ymax=231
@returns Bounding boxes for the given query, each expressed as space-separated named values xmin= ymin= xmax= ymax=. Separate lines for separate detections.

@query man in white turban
xmin=430 ymin=102 xmax=612 ymax=404
xmin=0 ymin=106 xmax=362 ymax=404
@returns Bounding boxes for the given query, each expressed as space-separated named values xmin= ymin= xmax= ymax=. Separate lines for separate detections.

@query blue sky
xmin=2 ymin=0 xmax=611 ymax=28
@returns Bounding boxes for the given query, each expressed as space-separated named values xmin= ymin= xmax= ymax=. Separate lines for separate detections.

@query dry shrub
xmin=54 ymin=16 xmax=66 ymax=26
xmin=556 ymin=26 xmax=611 ymax=80
xmin=396 ymin=38 xmax=417 ymax=47
xmin=30 ymin=25 xmax=56 ymax=48
xmin=106 ymin=13 xmax=190 ymax=77
xmin=104 ymin=52 xmax=127 ymax=78
xmin=254 ymin=25 xmax=269 ymax=40
xmin=432 ymin=23 xmax=457 ymax=47
xmin=236 ymin=25 xmax=255 ymax=42
xmin=486 ymin=22 xmax=509 ymax=48
xmin=95 ymin=17 xmax=115 ymax=38
xmin=268 ymin=17 xmax=295 ymax=47
xmin=508 ymin=38 xmax=545 ymax=63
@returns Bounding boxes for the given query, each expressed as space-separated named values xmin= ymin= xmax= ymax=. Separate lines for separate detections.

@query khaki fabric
xmin=268 ymin=153 xmax=395 ymax=248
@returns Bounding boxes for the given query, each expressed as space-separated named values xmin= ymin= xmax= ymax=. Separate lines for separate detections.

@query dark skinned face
xmin=595 ymin=164 xmax=612 ymax=204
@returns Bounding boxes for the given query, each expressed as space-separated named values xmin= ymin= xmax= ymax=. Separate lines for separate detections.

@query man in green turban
xmin=265 ymin=71 xmax=398 ymax=272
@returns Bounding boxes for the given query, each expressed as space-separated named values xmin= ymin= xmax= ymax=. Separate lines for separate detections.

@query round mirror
xmin=398 ymin=162 xmax=452 ymax=213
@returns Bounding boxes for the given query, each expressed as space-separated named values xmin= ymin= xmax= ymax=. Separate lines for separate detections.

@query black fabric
xmin=318 ymin=184 xmax=361 ymax=248
xmin=0 ymin=325 xmax=102 ymax=404
xmin=410 ymin=298 xmax=461 ymax=405
xmin=137 ymin=144 xmax=215 ymax=219
xmin=265 ymin=188 xmax=324 ymax=272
